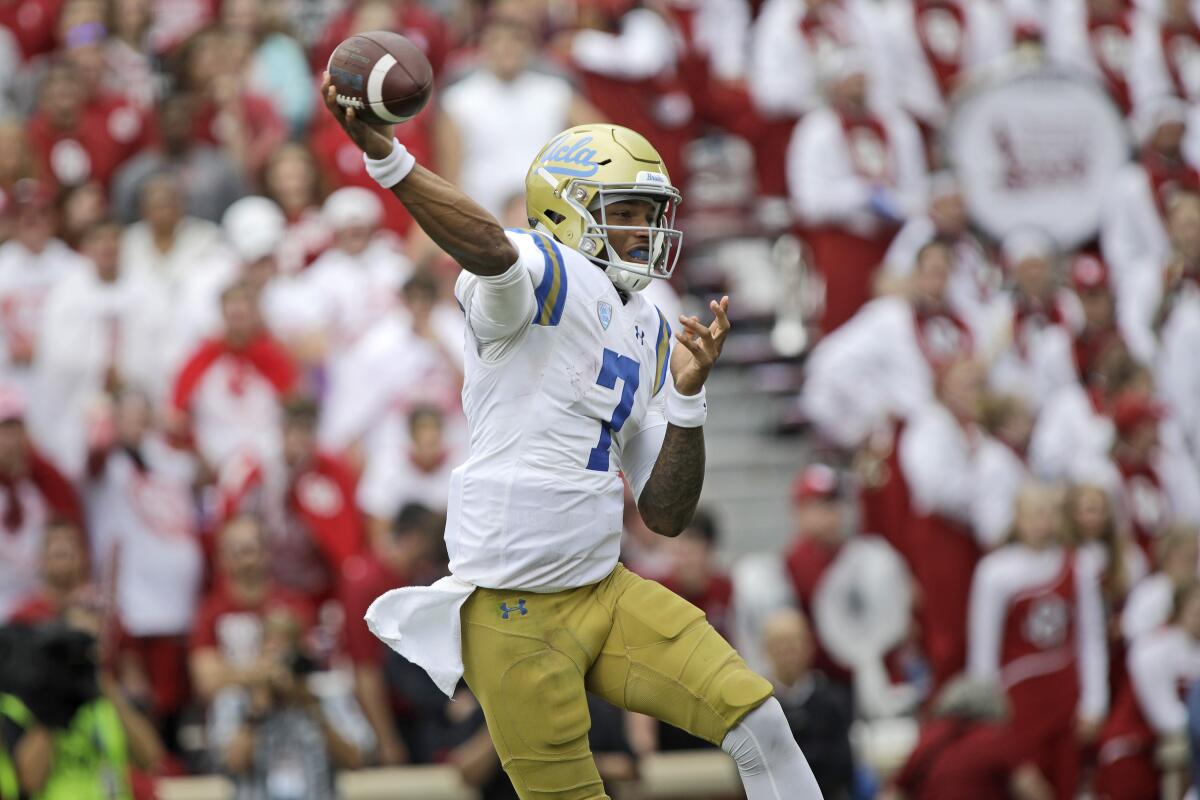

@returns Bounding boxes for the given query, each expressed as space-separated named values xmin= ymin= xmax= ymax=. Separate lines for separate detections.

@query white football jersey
xmin=448 ymin=230 xmax=672 ymax=592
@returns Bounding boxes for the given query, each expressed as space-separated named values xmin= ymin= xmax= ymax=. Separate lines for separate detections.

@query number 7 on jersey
xmin=586 ymin=349 xmax=640 ymax=471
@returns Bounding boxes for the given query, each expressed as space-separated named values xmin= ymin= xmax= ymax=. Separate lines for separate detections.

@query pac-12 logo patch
xmin=597 ymin=301 xmax=613 ymax=330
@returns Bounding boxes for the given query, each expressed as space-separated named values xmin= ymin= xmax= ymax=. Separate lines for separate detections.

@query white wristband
xmin=666 ymin=384 xmax=707 ymax=428
xmin=363 ymin=138 xmax=416 ymax=188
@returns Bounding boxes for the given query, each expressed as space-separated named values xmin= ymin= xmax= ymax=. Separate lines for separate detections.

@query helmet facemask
xmin=538 ymin=168 xmax=683 ymax=293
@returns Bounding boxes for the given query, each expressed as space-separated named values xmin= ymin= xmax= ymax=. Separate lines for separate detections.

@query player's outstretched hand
xmin=321 ymin=72 xmax=395 ymax=161
xmin=670 ymin=295 xmax=730 ymax=396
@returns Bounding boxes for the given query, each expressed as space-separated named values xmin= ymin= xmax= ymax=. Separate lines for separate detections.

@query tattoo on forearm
xmin=638 ymin=424 xmax=705 ymax=536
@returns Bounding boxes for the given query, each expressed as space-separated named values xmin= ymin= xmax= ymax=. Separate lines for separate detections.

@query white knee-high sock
xmin=720 ymin=697 xmax=825 ymax=800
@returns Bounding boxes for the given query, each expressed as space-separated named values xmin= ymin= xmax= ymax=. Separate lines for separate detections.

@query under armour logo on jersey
xmin=634 ymin=325 xmax=646 ymax=345
xmin=499 ymin=599 xmax=528 ymax=619
xmin=597 ymin=301 xmax=612 ymax=330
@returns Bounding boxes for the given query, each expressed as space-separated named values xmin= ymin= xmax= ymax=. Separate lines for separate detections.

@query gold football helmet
xmin=525 ymin=123 xmax=682 ymax=293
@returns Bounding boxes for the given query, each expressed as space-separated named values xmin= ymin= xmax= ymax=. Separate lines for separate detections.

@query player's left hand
xmin=670 ymin=296 xmax=730 ymax=396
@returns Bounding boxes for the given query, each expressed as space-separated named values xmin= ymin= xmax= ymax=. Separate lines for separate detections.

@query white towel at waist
xmin=365 ymin=575 xmax=477 ymax=698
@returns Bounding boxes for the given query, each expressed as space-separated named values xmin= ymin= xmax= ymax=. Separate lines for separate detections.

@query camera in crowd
xmin=0 ymin=622 xmax=99 ymax=729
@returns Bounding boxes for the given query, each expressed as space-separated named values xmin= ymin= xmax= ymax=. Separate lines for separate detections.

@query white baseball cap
xmin=222 ymin=196 xmax=286 ymax=262
xmin=323 ymin=187 xmax=384 ymax=231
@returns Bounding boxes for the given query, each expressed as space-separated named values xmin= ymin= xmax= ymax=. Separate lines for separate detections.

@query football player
xmin=320 ymin=75 xmax=822 ymax=800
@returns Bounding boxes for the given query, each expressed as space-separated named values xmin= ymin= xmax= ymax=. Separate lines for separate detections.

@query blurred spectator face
xmin=13 ymin=186 xmax=55 ymax=253
xmin=111 ymin=0 xmax=150 ymax=42
xmin=0 ymin=419 xmax=27 ymax=474
xmin=482 ymin=18 xmax=535 ymax=82
xmin=1168 ymin=193 xmax=1200 ymax=260
xmin=115 ymin=391 xmax=151 ymax=444
xmin=500 ymin=192 xmax=529 ymax=229
xmin=282 ymin=414 xmax=317 ymax=470
xmin=219 ymin=517 xmax=269 ymax=586
xmin=0 ymin=121 xmax=32 ymax=185
xmin=1177 ymin=583 xmax=1200 ymax=640
xmin=1012 ymin=253 xmax=1054 ymax=300
xmin=795 ymin=498 xmax=841 ymax=545
xmin=1088 ymin=0 xmax=1122 ymax=15
xmin=221 ymin=0 xmax=261 ymax=34
xmin=242 ymin=255 xmax=277 ymax=293
xmin=265 ymin=145 xmax=320 ymax=218
xmin=1079 ymin=286 xmax=1114 ymax=329
xmin=39 ymin=65 xmax=87 ymax=129
xmin=1161 ymin=531 xmax=1200 ymax=584
xmin=1150 ymin=119 xmax=1186 ymax=160
xmin=402 ymin=274 xmax=438 ymax=327
xmin=763 ymin=609 xmax=815 ymax=687
xmin=938 ymin=358 xmax=984 ymax=421
xmin=157 ymin=95 xmax=196 ymax=154
xmin=42 ymin=522 xmax=88 ymax=592
xmin=669 ymin=519 xmax=716 ymax=591
xmin=830 ymin=70 xmax=869 ymax=113
xmin=185 ymin=28 xmax=226 ymax=93
xmin=1068 ymin=485 xmax=1111 ymax=545
xmin=350 ymin=0 xmax=395 ymax=34
xmin=1013 ymin=485 xmax=1063 ymax=550
xmin=984 ymin=394 xmax=1034 ymax=453
xmin=911 ymin=242 xmax=952 ymax=304
xmin=60 ymin=182 xmax=108 ymax=247
xmin=220 ymin=285 xmax=262 ymax=344
xmin=1165 ymin=0 xmax=1192 ymax=26
xmin=79 ymin=220 xmax=121 ymax=281
xmin=335 ymin=223 xmax=373 ymax=256
xmin=1122 ymin=417 xmax=1159 ymax=460
xmin=410 ymin=407 xmax=446 ymax=466
xmin=139 ymin=173 xmax=185 ymax=236
xmin=61 ymin=17 xmax=108 ymax=92
xmin=930 ymin=192 xmax=967 ymax=235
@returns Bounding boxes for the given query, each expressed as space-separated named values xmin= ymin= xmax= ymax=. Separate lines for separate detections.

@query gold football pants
xmin=460 ymin=563 xmax=774 ymax=800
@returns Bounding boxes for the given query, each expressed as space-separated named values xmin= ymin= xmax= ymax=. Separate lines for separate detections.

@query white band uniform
xmin=666 ymin=383 xmax=707 ymax=428
xmin=364 ymin=137 xmax=416 ymax=189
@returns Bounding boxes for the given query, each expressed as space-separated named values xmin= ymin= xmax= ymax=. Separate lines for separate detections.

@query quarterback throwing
xmin=320 ymin=71 xmax=822 ymax=800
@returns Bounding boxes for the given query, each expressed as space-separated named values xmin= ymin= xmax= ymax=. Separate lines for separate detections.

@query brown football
xmin=327 ymin=31 xmax=433 ymax=125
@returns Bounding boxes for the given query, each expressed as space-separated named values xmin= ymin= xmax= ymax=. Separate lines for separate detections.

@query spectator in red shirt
xmin=262 ymin=143 xmax=330 ymax=276
xmin=785 ymin=463 xmax=846 ymax=613
xmin=174 ymin=25 xmax=286 ymax=181
xmin=110 ymin=92 xmax=247 ymax=224
xmin=310 ymin=0 xmax=450 ymax=79
xmin=783 ymin=463 xmax=863 ymax=688
xmin=0 ymin=0 xmax=63 ymax=62
xmin=188 ymin=515 xmax=315 ymax=706
xmin=168 ymin=280 xmax=299 ymax=471
xmin=884 ymin=677 xmax=1054 ymax=800
xmin=0 ymin=385 xmax=82 ymax=621
xmin=338 ymin=503 xmax=445 ymax=766
xmin=25 ymin=60 xmax=147 ymax=190
xmin=217 ymin=396 xmax=365 ymax=608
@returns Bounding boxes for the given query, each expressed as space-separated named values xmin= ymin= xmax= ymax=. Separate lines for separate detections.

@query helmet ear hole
xmin=544 ymin=209 xmax=566 ymax=224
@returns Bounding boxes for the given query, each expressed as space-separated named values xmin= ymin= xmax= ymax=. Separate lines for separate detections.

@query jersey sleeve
xmin=619 ymin=389 xmax=667 ymax=501
xmin=618 ymin=307 xmax=673 ymax=500
xmin=454 ymin=230 xmax=569 ymax=360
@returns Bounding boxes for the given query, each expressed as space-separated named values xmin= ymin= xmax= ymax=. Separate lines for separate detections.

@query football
xmin=327 ymin=31 xmax=434 ymax=125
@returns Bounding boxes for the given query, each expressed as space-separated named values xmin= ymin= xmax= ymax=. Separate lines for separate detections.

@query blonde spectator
xmin=968 ymin=483 xmax=1108 ymax=796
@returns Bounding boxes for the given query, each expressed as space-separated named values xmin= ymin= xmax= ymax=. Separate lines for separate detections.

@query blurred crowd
xmin=0 ymin=0 xmax=1197 ymax=798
